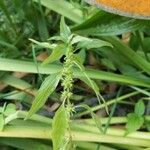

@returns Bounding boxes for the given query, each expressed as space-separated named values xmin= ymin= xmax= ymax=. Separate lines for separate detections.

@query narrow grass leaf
xmin=131 ymin=86 xmax=150 ymax=97
xmin=79 ymin=77 xmax=100 ymax=94
xmin=26 ymin=73 xmax=61 ymax=118
xmin=0 ymin=138 xmax=52 ymax=150
xmin=60 ymin=17 xmax=71 ymax=42
xmin=0 ymin=0 xmax=16 ymax=33
xmin=80 ymin=104 xmax=103 ymax=133
xmin=0 ymin=114 xmax=4 ymax=131
xmin=102 ymin=37 xmax=150 ymax=74
xmin=0 ymin=40 xmax=18 ymax=52
xmin=33 ymin=0 xmax=83 ymax=23
xmin=37 ymin=0 xmax=49 ymax=41
xmin=101 ymin=58 xmax=116 ymax=71
xmin=146 ymin=121 xmax=150 ymax=132
xmin=4 ymin=103 xmax=16 ymax=116
xmin=1 ymin=74 xmax=32 ymax=91
xmin=0 ymin=58 xmax=150 ymax=88
xmin=80 ymin=75 xmax=108 ymax=113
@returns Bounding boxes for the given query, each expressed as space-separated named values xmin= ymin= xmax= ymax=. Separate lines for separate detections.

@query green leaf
xmin=73 ymin=55 xmax=102 ymax=101
xmin=101 ymin=58 xmax=116 ymax=71
xmin=36 ymin=0 xmax=49 ymax=41
xmin=52 ymin=105 xmax=69 ymax=150
xmin=0 ymin=58 xmax=150 ymax=88
xmin=74 ymin=58 xmax=108 ymax=113
xmin=48 ymin=36 xmax=63 ymax=41
xmin=0 ymin=114 xmax=4 ymax=131
xmin=145 ymin=121 xmax=150 ymax=132
xmin=0 ymin=0 xmax=16 ymax=33
xmin=134 ymin=100 xmax=145 ymax=116
xmin=102 ymin=37 xmax=150 ymax=75
xmin=76 ymin=49 xmax=86 ymax=64
xmin=126 ymin=113 xmax=144 ymax=133
xmin=73 ymin=55 xmax=100 ymax=98
xmin=80 ymin=104 xmax=103 ymax=133
xmin=71 ymin=35 xmax=112 ymax=49
xmin=0 ymin=138 xmax=52 ymax=150
xmin=91 ymin=112 xmax=103 ymax=133
xmin=73 ymin=54 xmax=85 ymax=71
xmin=73 ymin=11 xmax=146 ymax=36
xmin=33 ymin=0 xmax=83 ymax=23
xmin=26 ymin=73 xmax=61 ymax=119
xmin=43 ymin=44 xmax=66 ymax=64
xmin=60 ymin=17 xmax=71 ymax=42
xmin=79 ymin=77 xmax=100 ymax=94
xmin=0 ymin=108 xmax=3 ymax=113
xmin=77 ymin=38 xmax=112 ymax=50
xmin=4 ymin=103 xmax=16 ymax=116
xmin=142 ymin=38 xmax=150 ymax=52
xmin=71 ymin=35 xmax=90 ymax=45
xmin=29 ymin=39 xmax=56 ymax=49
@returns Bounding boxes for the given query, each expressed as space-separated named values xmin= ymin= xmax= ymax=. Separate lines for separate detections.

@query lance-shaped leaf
xmin=26 ymin=73 xmax=61 ymax=119
xmin=43 ymin=44 xmax=66 ymax=64
xmin=73 ymin=55 xmax=108 ymax=113
xmin=29 ymin=39 xmax=57 ymax=49
xmin=52 ymin=104 xmax=69 ymax=150
xmin=73 ymin=54 xmax=99 ymax=94
xmin=80 ymin=77 xmax=100 ymax=94
xmin=73 ymin=54 xmax=99 ymax=97
xmin=71 ymin=35 xmax=112 ymax=49
xmin=79 ymin=75 xmax=108 ymax=113
xmin=60 ymin=17 xmax=71 ymax=42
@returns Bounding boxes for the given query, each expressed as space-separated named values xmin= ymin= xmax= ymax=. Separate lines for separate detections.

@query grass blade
xmin=33 ymin=0 xmax=83 ymax=23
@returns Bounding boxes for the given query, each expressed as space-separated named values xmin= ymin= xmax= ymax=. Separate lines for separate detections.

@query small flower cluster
xmin=61 ymin=45 xmax=74 ymax=104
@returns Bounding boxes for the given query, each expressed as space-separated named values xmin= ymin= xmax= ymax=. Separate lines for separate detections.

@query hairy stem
xmin=61 ymin=45 xmax=74 ymax=104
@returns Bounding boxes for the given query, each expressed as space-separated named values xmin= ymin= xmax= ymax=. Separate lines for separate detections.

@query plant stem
xmin=76 ymin=142 xmax=116 ymax=150
xmin=96 ymin=86 xmax=123 ymax=149
xmin=72 ymin=123 xmax=150 ymax=141
xmin=103 ymin=86 xmax=124 ymax=133
xmin=75 ymin=91 xmax=139 ymax=117
xmin=5 ymin=110 xmax=150 ymax=125
xmin=4 ymin=111 xmax=150 ymax=144
xmin=5 ymin=111 xmax=52 ymax=125
xmin=1 ymin=121 xmax=150 ymax=147
xmin=61 ymin=45 xmax=74 ymax=104
xmin=72 ymin=131 xmax=150 ymax=147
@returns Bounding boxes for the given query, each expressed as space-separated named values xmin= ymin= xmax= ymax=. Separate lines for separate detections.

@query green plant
xmin=27 ymin=16 xmax=113 ymax=149
xmin=126 ymin=100 xmax=145 ymax=134
xmin=0 ymin=0 xmax=150 ymax=150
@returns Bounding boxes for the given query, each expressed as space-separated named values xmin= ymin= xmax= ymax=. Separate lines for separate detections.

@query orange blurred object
xmin=85 ymin=0 xmax=150 ymax=19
